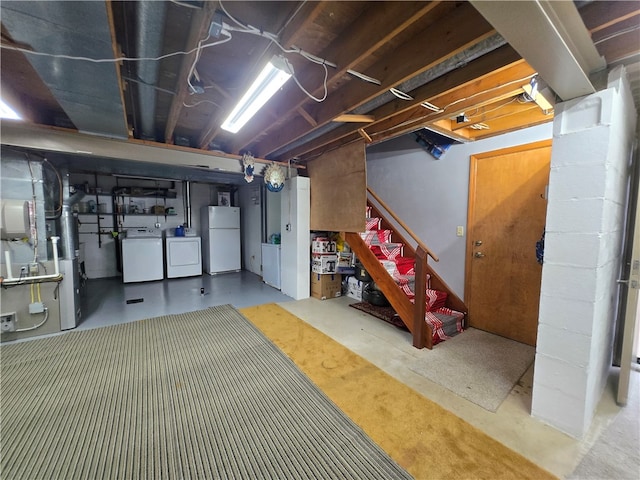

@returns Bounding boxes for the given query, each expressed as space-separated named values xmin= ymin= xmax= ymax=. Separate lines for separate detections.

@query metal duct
xmin=135 ymin=1 xmax=168 ymax=140
xmin=61 ymin=173 xmax=83 ymax=260
xmin=0 ymin=1 xmax=129 ymax=138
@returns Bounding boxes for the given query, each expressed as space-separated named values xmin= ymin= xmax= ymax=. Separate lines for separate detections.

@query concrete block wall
xmin=532 ymin=66 xmax=637 ymax=438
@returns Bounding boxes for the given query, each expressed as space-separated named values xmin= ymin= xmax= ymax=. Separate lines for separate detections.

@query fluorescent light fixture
xmin=0 ymin=99 xmax=21 ymax=120
xmin=221 ymin=57 xmax=291 ymax=133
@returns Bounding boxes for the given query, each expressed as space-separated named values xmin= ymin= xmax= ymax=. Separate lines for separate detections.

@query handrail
xmin=367 ymin=187 xmax=439 ymax=262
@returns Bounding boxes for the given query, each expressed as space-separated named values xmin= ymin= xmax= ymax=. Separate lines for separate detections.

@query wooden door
xmin=465 ymin=140 xmax=551 ymax=346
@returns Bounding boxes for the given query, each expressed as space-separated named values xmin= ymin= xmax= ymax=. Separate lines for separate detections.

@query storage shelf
xmin=116 ymin=213 xmax=177 ymax=216
xmin=113 ymin=187 xmax=177 ymax=199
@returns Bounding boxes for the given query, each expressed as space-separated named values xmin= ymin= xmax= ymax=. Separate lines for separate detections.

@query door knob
xmin=474 ymin=240 xmax=483 ymax=246
xmin=474 ymin=251 xmax=485 ymax=258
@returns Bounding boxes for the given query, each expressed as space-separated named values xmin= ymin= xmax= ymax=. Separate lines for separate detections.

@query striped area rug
xmin=0 ymin=305 xmax=411 ymax=479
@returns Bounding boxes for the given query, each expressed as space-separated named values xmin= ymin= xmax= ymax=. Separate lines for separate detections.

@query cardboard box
xmin=311 ymin=273 xmax=342 ymax=300
xmin=312 ymin=239 xmax=337 ymax=254
xmin=336 ymin=252 xmax=355 ymax=274
xmin=346 ymin=275 xmax=369 ymax=301
xmin=312 ymin=254 xmax=338 ymax=274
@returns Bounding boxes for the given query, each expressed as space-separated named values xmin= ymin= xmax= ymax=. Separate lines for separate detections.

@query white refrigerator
xmin=201 ymin=206 xmax=241 ymax=274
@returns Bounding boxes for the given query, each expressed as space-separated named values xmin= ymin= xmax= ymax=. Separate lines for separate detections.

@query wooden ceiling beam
xmin=428 ymin=120 xmax=474 ymax=142
xmin=449 ymin=98 xmax=538 ymax=131
xmin=315 ymin=101 xmax=552 ymax=159
xmin=278 ymin=2 xmax=326 ymax=48
xmin=227 ymin=1 xmax=442 ymax=153
xmin=297 ymin=107 xmax=317 ymax=127
xmin=367 ymin=83 xmax=529 ymax=144
xmin=106 ymin=0 xmax=129 ymax=137
xmin=254 ymin=2 xmax=495 ymax=157
xmin=334 ymin=114 xmax=375 ymax=123
xmin=278 ymin=46 xmax=527 ymax=161
xmin=579 ymin=1 xmax=640 ymax=34
xmin=164 ymin=1 xmax=218 ymax=144
xmin=464 ymin=107 xmax=554 ymax=140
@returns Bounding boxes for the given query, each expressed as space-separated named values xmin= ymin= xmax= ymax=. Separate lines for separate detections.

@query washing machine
xmin=165 ymin=228 xmax=202 ymax=278
xmin=121 ymin=228 xmax=164 ymax=283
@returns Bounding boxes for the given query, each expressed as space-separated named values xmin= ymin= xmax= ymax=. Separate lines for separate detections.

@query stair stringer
xmin=343 ymin=231 xmax=430 ymax=346
xmin=367 ymin=203 xmax=468 ymax=321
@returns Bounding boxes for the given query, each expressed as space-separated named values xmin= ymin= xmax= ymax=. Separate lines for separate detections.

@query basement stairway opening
xmin=343 ymin=194 xmax=468 ymax=349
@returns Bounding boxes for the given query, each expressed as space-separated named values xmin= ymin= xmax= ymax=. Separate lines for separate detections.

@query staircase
xmin=344 ymin=195 xmax=467 ymax=349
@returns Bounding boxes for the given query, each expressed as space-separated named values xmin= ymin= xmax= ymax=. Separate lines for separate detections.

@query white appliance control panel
xmin=126 ymin=228 xmax=162 ymax=238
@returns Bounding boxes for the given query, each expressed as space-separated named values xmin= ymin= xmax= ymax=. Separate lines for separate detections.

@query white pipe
xmin=51 ymin=236 xmax=60 ymax=276
xmin=4 ymin=250 xmax=14 ymax=279
xmin=1 ymin=236 xmax=62 ymax=285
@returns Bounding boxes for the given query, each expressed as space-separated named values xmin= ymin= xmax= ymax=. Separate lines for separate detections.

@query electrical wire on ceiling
xmin=183 ymin=99 xmax=221 ymax=108
xmin=439 ymin=73 xmax=537 ymax=112
xmin=593 ymin=24 xmax=640 ymax=45
xmin=0 ymin=39 xmax=229 ymax=63
xmin=283 ymin=56 xmax=328 ymax=103
xmin=122 ymin=75 xmax=176 ymax=95
xmin=170 ymin=0 xmax=202 ymax=9
xmin=389 ymin=88 xmax=414 ymax=101
xmin=187 ymin=31 xmax=232 ymax=94
xmin=466 ymin=96 xmax=518 ymax=118
xmin=0 ymin=2 xmax=381 ymax=107
xmin=369 ymin=73 xmax=540 ymax=140
xmin=217 ymin=0 xmax=381 ymax=89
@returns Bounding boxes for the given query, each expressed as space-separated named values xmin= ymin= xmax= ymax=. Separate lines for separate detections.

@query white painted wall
xmin=239 ymin=183 xmax=263 ymax=275
xmin=532 ymin=67 xmax=638 ymax=438
xmin=366 ymin=122 xmax=553 ymax=297
xmin=188 ymin=182 xmax=212 ymax=235
xmin=266 ymin=190 xmax=282 ymax=241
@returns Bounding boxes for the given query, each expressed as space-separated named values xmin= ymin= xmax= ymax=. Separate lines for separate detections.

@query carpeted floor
xmin=240 ymin=303 xmax=557 ymax=480
xmin=407 ymin=327 xmax=535 ymax=412
xmin=348 ymin=301 xmax=408 ymax=330
xmin=0 ymin=305 xmax=411 ymax=479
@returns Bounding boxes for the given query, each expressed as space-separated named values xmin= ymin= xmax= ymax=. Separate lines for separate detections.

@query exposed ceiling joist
xmin=164 ymin=1 xmax=219 ymax=144
xmin=256 ymin=2 xmax=495 ymax=158
xmin=1 ymin=1 xmax=129 ymax=138
xmin=284 ymin=46 xmax=529 ymax=161
xmin=198 ymin=3 xmax=330 ymax=151
xmin=3 ymin=1 xmax=636 ymax=172
xmin=226 ymin=1 xmax=441 ymax=154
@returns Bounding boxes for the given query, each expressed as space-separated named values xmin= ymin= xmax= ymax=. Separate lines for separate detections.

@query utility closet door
xmin=465 ymin=140 xmax=551 ymax=346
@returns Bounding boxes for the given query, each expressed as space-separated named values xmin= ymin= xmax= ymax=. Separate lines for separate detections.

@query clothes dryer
xmin=165 ymin=228 xmax=202 ymax=278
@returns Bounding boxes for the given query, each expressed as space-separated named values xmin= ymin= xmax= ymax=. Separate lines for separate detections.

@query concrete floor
xmin=56 ymin=272 xmax=640 ymax=479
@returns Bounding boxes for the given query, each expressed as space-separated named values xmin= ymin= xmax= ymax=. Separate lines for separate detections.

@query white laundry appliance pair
xmin=121 ymin=227 xmax=202 ymax=282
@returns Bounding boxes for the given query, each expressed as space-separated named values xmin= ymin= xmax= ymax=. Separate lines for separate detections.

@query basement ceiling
xmin=1 ymin=1 xmax=638 ymax=167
